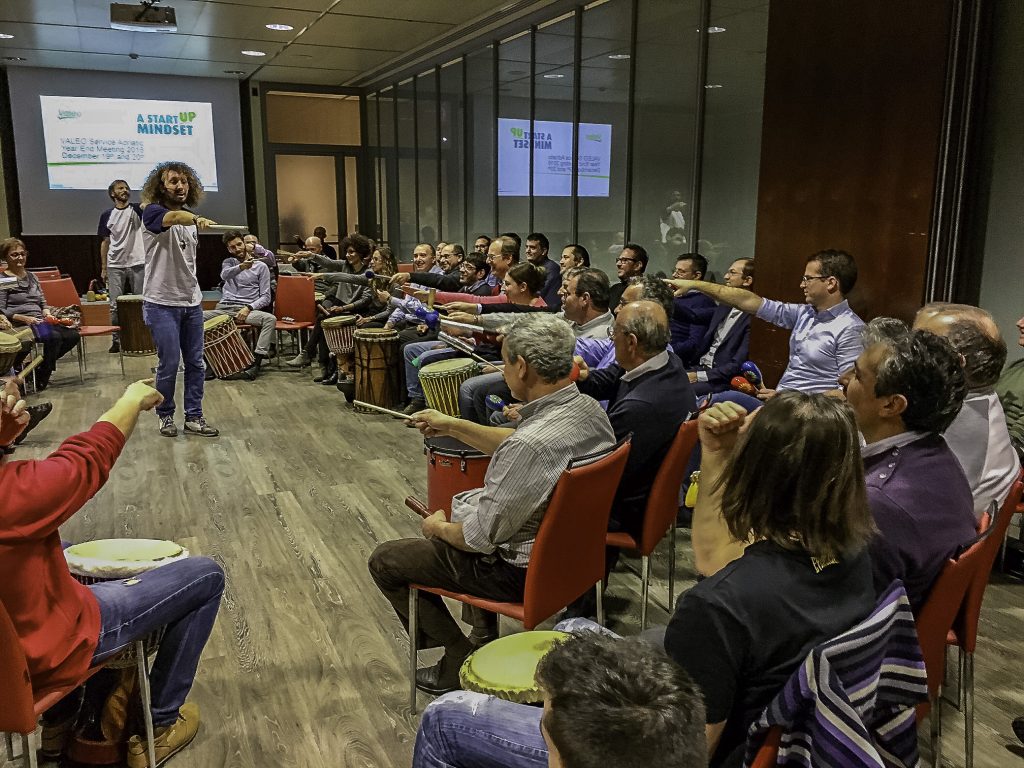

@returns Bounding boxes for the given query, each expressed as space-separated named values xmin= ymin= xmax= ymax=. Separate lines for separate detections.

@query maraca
xmin=740 ymin=361 xmax=763 ymax=389
xmin=364 ymin=270 xmax=375 ymax=279
xmin=485 ymin=394 xmax=508 ymax=411
xmin=730 ymin=375 xmax=757 ymax=396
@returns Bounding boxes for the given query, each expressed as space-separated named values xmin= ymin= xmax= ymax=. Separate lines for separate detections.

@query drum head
xmin=323 ymin=315 xmax=358 ymax=328
xmin=460 ymin=630 xmax=569 ymax=703
xmin=116 ymin=294 xmax=144 ymax=304
xmin=65 ymin=538 xmax=188 ymax=578
xmin=354 ymin=328 xmax=399 ymax=341
xmin=419 ymin=357 xmax=478 ymax=376
xmin=424 ymin=435 xmax=489 ymax=458
xmin=204 ymin=314 xmax=233 ymax=331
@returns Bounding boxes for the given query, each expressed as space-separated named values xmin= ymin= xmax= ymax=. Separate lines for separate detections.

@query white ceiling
xmin=0 ymin=0 xmax=550 ymax=86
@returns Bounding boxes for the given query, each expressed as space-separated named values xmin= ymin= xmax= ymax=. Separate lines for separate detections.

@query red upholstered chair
xmin=407 ymin=437 xmax=632 ymax=712
xmin=914 ymin=535 xmax=988 ymax=768
xmin=273 ymin=275 xmax=316 ymax=362
xmin=397 ymin=263 xmax=414 ymax=274
xmin=29 ymin=269 xmax=62 ymax=281
xmin=606 ymin=420 xmax=699 ymax=628
xmin=38 ymin=278 xmax=122 ymax=379
xmin=944 ymin=478 xmax=1023 ymax=768
xmin=0 ymin=601 xmax=160 ymax=768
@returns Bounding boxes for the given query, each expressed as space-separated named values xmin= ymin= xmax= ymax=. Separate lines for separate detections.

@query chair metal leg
xmin=19 ymin=730 xmax=38 ymax=768
xmin=595 ymin=580 xmax=605 ymax=627
xmin=668 ymin=525 xmax=677 ymax=611
xmin=77 ymin=339 xmax=85 ymax=382
xmin=136 ymin=640 xmax=157 ymax=768
xmin=409 ymin=587 xmax=419 ymax=715
xmin=930 ymin=692 xmax=943 ymax=768
xmin=640 ymin=555 xmax=651 ymax=630
xmin=5 ymin=732 xmax=15 ymax=760
xmin=119 ymin=343 xmax=125 ymax=376
xmin=964 ymin=651 xmax=974 ymax=768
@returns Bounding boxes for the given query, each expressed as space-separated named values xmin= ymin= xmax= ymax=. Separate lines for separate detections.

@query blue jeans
xmin=89 ymin=557 xmax=225 ymax=727
xmin=144 ymin=302 xmax=205 ymax=420
xmin=413 ymin=692 xmax=547 ymax=768
xmin=458 ymin=372 xmax=511 ymax=424
xmin=405 ymin=341 xmax=458 ymax=400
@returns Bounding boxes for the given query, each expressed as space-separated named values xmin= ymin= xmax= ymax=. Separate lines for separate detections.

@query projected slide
xmin=39 ymin=96 xmax=218 ymax=191
xmin=497 ymin=118 xmax=612 ymax=197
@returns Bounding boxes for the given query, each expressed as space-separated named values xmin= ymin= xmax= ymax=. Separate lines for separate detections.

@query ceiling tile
xmin=253 ymin=64 xmax=357 ymax=86
xmin=328 ymin=0 xmax=508 ymax=25
xmin=295 ymin=13 xmax=447 ymax=50
xmin=271 ymin=42 xmax=395 ymax=70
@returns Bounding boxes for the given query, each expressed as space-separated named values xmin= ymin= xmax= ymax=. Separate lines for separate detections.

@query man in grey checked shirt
xmin=368 ymin=314 xmax=615 ymax=696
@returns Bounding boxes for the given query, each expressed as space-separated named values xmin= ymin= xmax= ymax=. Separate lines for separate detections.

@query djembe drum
xmin=0 ymin=331 xmax=21 ymax=373
xmin=116 ymin=295 xmax=155 ymax=355
xmin=459 ymin=631 xmax=569 ymax=703
xmin=419 ymin=358 xmax=480 ymax=417
xmin=322 ymin=315 xmax=358 ymax=356
xmin=353 ymin=328 xmax=401 ymax=411
xmin=64 ymin=539 xmax=190 ymax=768
xmin=203 ymin=314 xmax=255 ymax=379
xmin=424 ymin=436 xmax=491 ymax=515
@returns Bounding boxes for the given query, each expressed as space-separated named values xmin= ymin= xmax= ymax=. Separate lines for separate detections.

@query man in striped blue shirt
xmin=368 ymin=314 xmax=615 ymax=696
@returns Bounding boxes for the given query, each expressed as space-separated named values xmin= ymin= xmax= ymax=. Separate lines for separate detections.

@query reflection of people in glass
xmin=665 ymin=227 xmax=687 ymax=252
xmin=660 ymin=189 xmax=687 ymax=243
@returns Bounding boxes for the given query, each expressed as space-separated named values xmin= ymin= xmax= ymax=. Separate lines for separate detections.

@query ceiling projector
xmin=110 ymin=2 xmax=178 ymax=33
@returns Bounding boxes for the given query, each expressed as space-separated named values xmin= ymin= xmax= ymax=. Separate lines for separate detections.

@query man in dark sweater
xmin=576 ymin=299 xmax=695 ymax=538
xmin=840 ymin=318 xmax=977 ymax=611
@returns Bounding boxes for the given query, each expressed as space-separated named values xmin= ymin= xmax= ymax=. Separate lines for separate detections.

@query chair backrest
xmin=30 ymin=268 xmax=62 ymax=281
xmin=0 ymin=601 xmax=38 ymax=733
xmin=39 ymin=277 xmax=81 ymax=308
xmin=398 ymin=263 xmax=414 ymax=274
xmin=637 ymin=420 xmax=699 ymax=553
xmin=952 ymin=477 xmax=1023 ymax=653
xmin=274 ymin=275 xmax=316 ymax=324
xmin=522 ymin=437 xmax=631 ymax=629
xmin=915 ymin=537 xmax=987 ymax=699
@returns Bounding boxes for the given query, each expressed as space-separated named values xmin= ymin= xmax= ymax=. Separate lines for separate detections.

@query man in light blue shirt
xmin=666 ymin=249 xmax=864 ymax=396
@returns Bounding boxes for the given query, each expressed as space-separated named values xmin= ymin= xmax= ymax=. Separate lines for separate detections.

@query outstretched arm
xmin=665 ymin=279 xmax=764 ymax=315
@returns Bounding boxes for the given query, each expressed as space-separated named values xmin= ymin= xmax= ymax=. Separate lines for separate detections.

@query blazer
xmin=690 ymin=304 xmax=751 ymax=394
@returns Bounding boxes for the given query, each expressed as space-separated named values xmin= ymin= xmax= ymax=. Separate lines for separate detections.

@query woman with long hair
xmin=0 ymin=238 xmax=80 ymax=391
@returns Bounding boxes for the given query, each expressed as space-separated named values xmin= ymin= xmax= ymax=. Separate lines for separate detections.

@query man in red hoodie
xmin=0 ymin=378 xmax=224 ymax=768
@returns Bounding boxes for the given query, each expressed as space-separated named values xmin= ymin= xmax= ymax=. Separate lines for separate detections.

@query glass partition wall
xmin=365 ymin=0 xmax=768 ymax=274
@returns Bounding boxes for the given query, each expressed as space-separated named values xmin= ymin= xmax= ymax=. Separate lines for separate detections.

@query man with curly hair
xmin=840 ymin=318 xmax=977 ymax=611
xmin=140 ymin=161 xmax=219 ymax=437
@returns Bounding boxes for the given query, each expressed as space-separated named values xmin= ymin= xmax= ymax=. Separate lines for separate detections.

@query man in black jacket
xmin=391 ymin=244 xmax=467 ymax=293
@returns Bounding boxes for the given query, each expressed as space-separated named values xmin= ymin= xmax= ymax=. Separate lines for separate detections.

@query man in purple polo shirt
xmin=666 ymin=249 xmax=864 ymax=396
xmin=840 ymin=318 xmax=977 ymax=611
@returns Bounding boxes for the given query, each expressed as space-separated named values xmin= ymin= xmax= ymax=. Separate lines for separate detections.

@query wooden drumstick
xmin=16 ymin=355 xmax=44 ymax=381
xmin=353 ymin=400 xmax=414 ymax=420
xmin=405 ymin=496 xmax=431 ymax=519
xmin=438 ymin=332 xmax=504 ymax=371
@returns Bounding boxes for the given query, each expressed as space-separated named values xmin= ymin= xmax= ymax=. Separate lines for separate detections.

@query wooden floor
xmin=4 ymin=338 xmax=1024 ymax=768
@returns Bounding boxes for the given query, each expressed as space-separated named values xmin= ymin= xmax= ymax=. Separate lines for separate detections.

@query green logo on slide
xmin=585 ymin=133 xmax=601 ymax=142
xmin=510 ymin=127 xmax=524 ymax=139
xmin=57 ymin=109 xmax=81 ymax=120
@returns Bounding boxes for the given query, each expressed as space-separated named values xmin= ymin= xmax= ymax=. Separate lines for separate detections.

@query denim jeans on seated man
xmin=89 ymin=556 xmax=225 ymax=726
xmin=458 ymin=371 xmax=513 ymax=424
xmin=143 ymin=302 xmax=205 ymax=421
xmin=403 ymin=341 xmax=459 ymax=402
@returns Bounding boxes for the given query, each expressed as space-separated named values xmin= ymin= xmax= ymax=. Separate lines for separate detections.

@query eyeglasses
xmin=672 ymin=269 xmax=694 ymax=278
xmin=800 ymin=275 xmax=830 ymax=284
xmin=606 ymin=325 xmax=628 ymax=338
xmin=615 ymin=257 xmax=638 ymax=264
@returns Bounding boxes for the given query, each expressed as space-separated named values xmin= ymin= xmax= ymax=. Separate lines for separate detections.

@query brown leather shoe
xmin=126 ymin=702 xmax=200 ymax=768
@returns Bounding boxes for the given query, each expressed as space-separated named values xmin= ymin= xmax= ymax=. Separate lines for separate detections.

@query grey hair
xmin=619 ymin=301 xmax=671 ymax=356
xmin=628 ymin=275 xmax=675 ymax=319
xmin=916 ymin=303 xmax=1006 ymax=389
xmin=504 ymin=314 xmax=576 ymax=383
xmin=861 ymin=316 xmax=909 ymax=348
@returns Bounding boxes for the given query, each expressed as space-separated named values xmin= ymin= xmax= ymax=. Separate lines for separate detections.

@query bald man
xmin=914 ymin=303 xmax=1020 ymax=518
xmin=576 ymin=300 xmax=696 ymax=540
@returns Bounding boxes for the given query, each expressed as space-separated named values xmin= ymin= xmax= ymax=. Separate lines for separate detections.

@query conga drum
xmin=117 ymin=295 xmax=155 ymax=355
xmin=459 ymin=631 xmax=569 ymax=703
xmin=425 ymin=435 xmax=491 ymax=515
xmin=322 ymin=315 xmax=358 ymax=356
xmin=203 ymin=314 xmax=255 ymax=379
xmin=0 ymin=331 xmax=21 ymax=373
xmin=353 ymin=328 xmax=401 ymax=411
xmin=419 ymin=358 xmax=480 ymax=417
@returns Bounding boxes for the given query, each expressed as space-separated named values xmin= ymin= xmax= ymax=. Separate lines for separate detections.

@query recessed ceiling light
xmin=265 ymin=23 xmax=293 ymax=31
xmin=4 ymin=56 xmax=26 ymax=61
xmin=543 ymin=73 xmax=565 ymax=79
xmin=708 ymin=26 xmax=726 ymax=33
xmin=0 ymin=33 xmax=14 ymax=40
xmin=704 ymin=83 xmax=723 ymax=89
xmin=224 ymin=70 xmax=245 ymax=75
xmin=241 ymin=50 xmax=266 ymax=57
xmin=607 ymin=53 xmax=630 ymax=60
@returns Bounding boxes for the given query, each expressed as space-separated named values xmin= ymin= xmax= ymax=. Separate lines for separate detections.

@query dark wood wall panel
xmin=751 ymin=0 xmax=954 ymax=385
xmin=19 ymin=235 xmax=228 ymax=296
